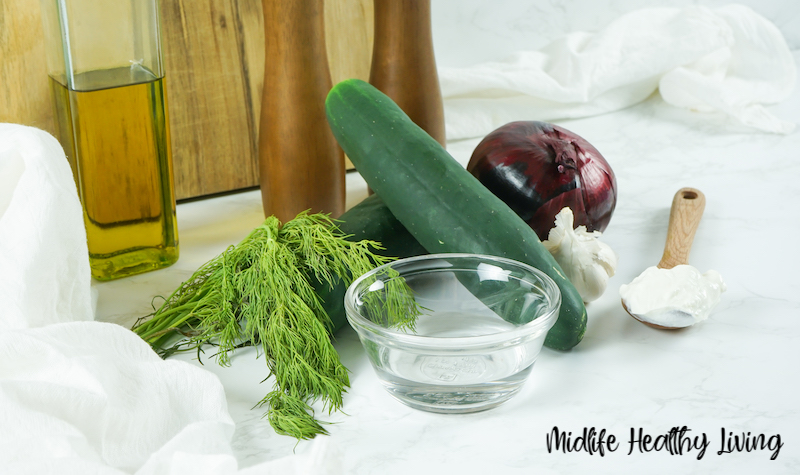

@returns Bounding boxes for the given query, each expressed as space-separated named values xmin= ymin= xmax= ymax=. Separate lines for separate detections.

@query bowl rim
xmin=343 ymin=253 xmax=561 ymax=347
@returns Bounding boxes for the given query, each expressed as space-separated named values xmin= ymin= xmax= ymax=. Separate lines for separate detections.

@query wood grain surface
xmin=0 ymin=0 xmax=372 ymax=200
xmin=327 ymin=0 xmax=374 ymax=85
xmin=0 ymin=0 xmax=54 ymax=134
xmin=158 ymin=0 xmax=264 ymax=199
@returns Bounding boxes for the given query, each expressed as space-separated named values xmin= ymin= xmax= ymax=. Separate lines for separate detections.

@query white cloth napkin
xmin=439 ymin=4 xmax=796 ymax=141
xmin=0 ymin=124 xmax=341 ymax=474
xmin=0 ymin=125 xmax=92 ymax=330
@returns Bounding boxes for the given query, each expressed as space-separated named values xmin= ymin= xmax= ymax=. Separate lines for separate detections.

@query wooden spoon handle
xmin=657 ymin=187 xmax=706 ymax=269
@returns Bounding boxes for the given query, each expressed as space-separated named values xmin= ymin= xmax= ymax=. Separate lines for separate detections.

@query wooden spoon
xmin=622 ymin=187 xmax=706 ymax=329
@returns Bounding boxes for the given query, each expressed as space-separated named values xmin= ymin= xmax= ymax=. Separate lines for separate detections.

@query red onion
xmin=467 ymin=121 xmax=617 ymax=240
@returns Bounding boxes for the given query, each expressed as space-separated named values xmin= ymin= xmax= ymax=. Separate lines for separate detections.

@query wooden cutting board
xmin=0 ymin=0 xmax=372 ymax=200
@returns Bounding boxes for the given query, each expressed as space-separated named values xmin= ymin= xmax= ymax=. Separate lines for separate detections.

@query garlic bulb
xmin=543 ymin=207 xmax=618 ymax=303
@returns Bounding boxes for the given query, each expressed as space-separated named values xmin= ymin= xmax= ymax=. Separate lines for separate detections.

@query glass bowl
xmin=344 ymin=253 xmax=561 ymax=414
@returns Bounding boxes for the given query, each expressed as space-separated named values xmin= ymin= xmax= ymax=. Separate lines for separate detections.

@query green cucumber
xmin=325 ymin=78 xmax=587 ymax=350
xmin=317 ymin=193 xmax=428 ymax=333
xmin=337 ymin=194 xmax=427 ymax=260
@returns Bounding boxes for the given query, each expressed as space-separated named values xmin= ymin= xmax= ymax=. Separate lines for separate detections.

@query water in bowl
xmin=368 ymin=310 xmax=545 ymax=413
xmin=350 ymin=257 xmax=558 ymax=413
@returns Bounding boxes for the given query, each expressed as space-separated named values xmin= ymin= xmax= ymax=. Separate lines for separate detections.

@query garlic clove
xmin=543 ymin=207 xmax=618 ymax=303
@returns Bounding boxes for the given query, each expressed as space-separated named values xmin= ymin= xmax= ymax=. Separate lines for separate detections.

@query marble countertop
xmin=95 ymin=54 xmax=800 ymax=473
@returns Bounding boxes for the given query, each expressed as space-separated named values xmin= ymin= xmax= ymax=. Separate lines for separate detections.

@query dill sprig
xmin=132 ymin=211 xmax=419 ymax=439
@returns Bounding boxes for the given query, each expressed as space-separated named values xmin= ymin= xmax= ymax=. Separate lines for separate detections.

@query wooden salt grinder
xmin=369 ymin=0 xmax=446 ymax=146
xmin=259 ymin=0 xmax=346 ymax=222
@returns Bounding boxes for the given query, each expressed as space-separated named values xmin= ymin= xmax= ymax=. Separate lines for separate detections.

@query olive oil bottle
xmin=50 ymin=67 xmax=178 ymax=280
xmin=40 ymin=0 xmax=179 ymax=280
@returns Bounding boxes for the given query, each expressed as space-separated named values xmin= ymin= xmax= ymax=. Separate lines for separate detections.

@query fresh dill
xmin=132 ymin=211 xmax=420 ymax=439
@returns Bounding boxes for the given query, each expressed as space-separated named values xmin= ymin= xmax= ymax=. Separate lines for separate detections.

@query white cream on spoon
xmin=620 ymin=265 xmax=725 ymax=328
xmin=620 ymin=188 xmax=725 ymax=329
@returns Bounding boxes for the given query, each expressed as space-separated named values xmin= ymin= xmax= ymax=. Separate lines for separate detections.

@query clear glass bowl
xmin=345 ymin=253 xmax=561 ymax=414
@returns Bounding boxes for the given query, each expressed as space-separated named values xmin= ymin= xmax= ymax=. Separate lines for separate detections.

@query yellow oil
xmin=50 ymin=67 xmax=179 ymax=280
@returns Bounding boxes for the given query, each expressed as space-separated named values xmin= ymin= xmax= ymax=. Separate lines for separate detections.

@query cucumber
xmin=317 ymin=193 xmax=428 ymax=333
xmin=337 ymin=194 xmax=427 ymax=260
xmin=325 ymin=78 xmax=587 ymax=350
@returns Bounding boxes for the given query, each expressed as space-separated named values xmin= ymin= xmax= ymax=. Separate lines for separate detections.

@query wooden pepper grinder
xmin=369 ymin=0 xmax=446 ymax=146
xmin=259 ymin=0 xmax=345 ymax=222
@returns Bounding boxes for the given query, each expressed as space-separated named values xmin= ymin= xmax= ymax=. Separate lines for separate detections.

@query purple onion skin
xmin=467 ymin=121 xmax=617 ymax=241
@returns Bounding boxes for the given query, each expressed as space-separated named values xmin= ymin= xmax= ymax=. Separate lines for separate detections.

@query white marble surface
xmin=94 ymin=4 xmax=800 ymax=474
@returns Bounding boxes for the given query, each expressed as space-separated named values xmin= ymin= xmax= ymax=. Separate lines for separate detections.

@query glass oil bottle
xmin=40 ymin=0 xmax=178 ymax=280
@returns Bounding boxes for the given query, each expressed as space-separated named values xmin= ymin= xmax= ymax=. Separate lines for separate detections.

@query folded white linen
xmin=0 ymin=124 xmax=92 ymax=330
xmin=439 ymin=4 xmax=796 ymax=140
xmin=0 ymin=125 xmax=341 ymax=474
xmin=0 ymin=321 xmax=237 ymax=474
